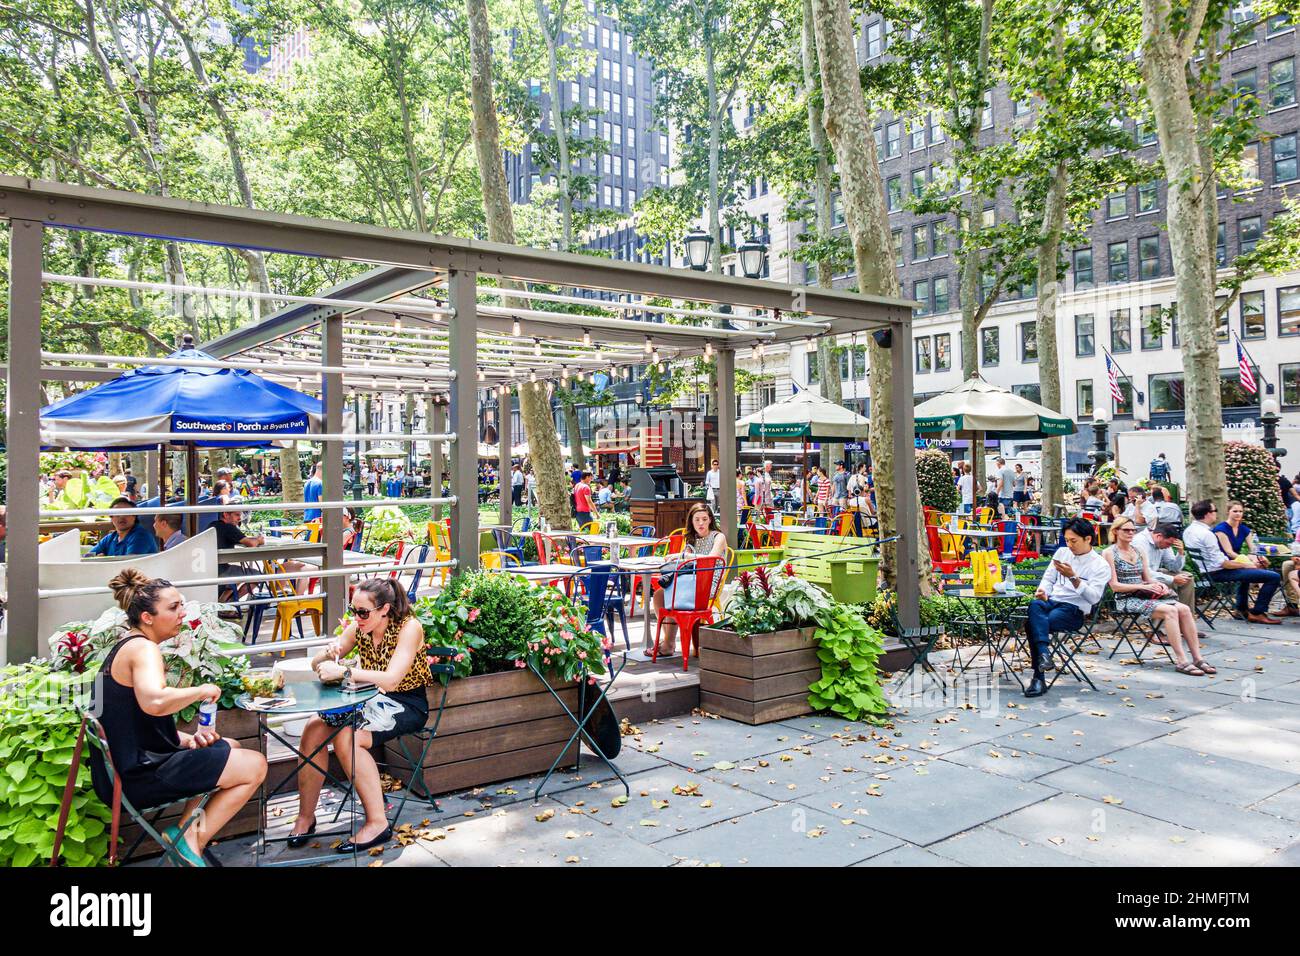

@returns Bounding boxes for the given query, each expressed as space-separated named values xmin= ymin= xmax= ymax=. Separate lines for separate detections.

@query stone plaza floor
xmin=206 ymin=616 xmax=1300 ymax=867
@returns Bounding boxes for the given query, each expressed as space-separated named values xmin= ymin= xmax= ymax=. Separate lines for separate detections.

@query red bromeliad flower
xmin=755 ymin=566 xmax=772 ymax=596
xmin=56 ymin=630 xmax=94 ymax=674
xmin=782 ymin=564 xmax=795 ymax=578
xmin=738 ymin=571 xmax=752 ymax=596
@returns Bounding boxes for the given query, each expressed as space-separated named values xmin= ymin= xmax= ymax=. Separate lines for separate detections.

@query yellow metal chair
xmin=481 ymin=550 xmax=521 ymax=570
xmin=710 ymin=547 xmax=737 ymax=613
xmin=427 ymin=522 xmax=452 ymax=583
xmin=579 ymin=521 xmax=602 ymax=535
xmin=264 ymin=560 xmax=322 ymax=652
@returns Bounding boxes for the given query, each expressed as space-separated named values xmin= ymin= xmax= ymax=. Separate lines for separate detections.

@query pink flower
xmin=454 ymin=653 xmax=465 ymax=662
xmin=514 ymin=660 xmax=527 ymax=668
xmin=601 ymin=637 xmax=612 ymax=650
xmin=588 ymin=676 xmax=597 ymax=685
xmin=467 ymin=607 xmax=481 ymax=623
xmin=577 ymin=651 xmax=587 ymax=660
xmin=429 ymin=656 xmax=441 ymax=664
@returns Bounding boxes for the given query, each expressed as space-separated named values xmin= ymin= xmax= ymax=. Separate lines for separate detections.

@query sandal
xmin=1192 ymin=659 xmax=1217 ymax=675
xmin=1174 ymin=662 xmax=1206 ymax=677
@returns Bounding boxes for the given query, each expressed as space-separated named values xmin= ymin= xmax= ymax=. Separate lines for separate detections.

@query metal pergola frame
xmin=2 ymin=175 xmax=921 ymax=664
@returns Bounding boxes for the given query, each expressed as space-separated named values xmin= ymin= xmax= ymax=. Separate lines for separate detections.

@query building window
xmin=1273 ymin=133 xmax=1298 ymax=182
xmin=981 ymin=327 xmax=1000 ymax=366
xmin=891 ymin=228 xmax=904 ymax=266
xmin=1137 ymin=121 xmax=1157 ymax=146
xmin=1073 ymin=248 xmax=1094 ymax=289
xmin=910 ymin=120 xmax=926 ymax=150
xmin=1282 ymin=364 xmax=1300 ymax=408
xmin=807 ymin=352 xmax=819 ymax=384
xmin=1239 ymin=216 xmax=1262 ymax=255
xmin=1222 ymin=367 xmax=1261 ymax=408
xmin=933 ymin=275 xmax=950 ymax=313
xmin=1106 ymin=193 xmax=1128 ymax=219
xmin=1020 ymin=321 xmax=1038 ymax=363
xmin=911 ymin=168 xmax=927 ymax=197
xmin=852 ymin=345 xmax=866 ymax=379
xmin=1271 ymin=58 xmax=1296 ymax=108
xmin=1140 ymin=304 xmax=1163 ymax=350
xmin=886 ymin=176 xmax=902 ymax=211
xmin=1138 ymin=182 xmax=1159 ymax=213
xmin=866 ymin=20 xmax=883 ymax=58
xmin=1149 ymin=372 xmax=1185 ymax=414
xmin=935 ymin=333 xmax=952 ymax=371
xmin=1012 ymin=383 xmax=1042 ymax=404
xmin=839 ymin=349 xmax=850 ymax=380
xmin=873 ymin=126 xmax=883 ymax=159
xmin=1075 ymin=314 xmax=1095 ymax=356
xmin=1138 ymin=235 xmax=1161 ymax=279
xmin=1108 ymin=241 xmax=1129 ymax=283
xmin=914 ymin=278 xmax=931 ymax=317
xmin=885 ymin=121 xmax=901 ymax=158
xmin=1110 ymin=308 xmax=1132 ymax=353
xmin=1115 ymin=378 xmax=1133 ymax=418
xmin=1216 ymin=295 xmax=1231 ymax=341
xmin=929 ymin=112 xmax=945 ymax=144
xmin=915 ymin=336 xmax=932 ymax=373
xmin=1268 ymin=13 xmax=1293 ymax=32
xmin=1077 ymin=379 xmax=1094 ymax=418
xmin=1217 ymin=223 xmax=1228 ymax=266
xmin=912 ymin=223 xmax=929 ymax=259
xmin=981 ymin=90 xmax=993 ymax=128
xmin=933 ymin=221 xmax=949 ymax=256
xmin=1280 ymin=285 xmax=1300 ymax=336
xmin=1242 ymin=290 xmax=1266 ymax=339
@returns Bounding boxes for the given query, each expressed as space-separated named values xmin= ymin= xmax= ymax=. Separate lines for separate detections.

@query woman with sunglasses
xmin=288 ymin=578 xmax=432 ymax=852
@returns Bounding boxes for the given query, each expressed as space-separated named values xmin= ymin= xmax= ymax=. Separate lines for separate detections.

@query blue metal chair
xmin=493 ymin=528 xmax=526 ymax=564
xmin=395 ymin=544 xmax=429 ymax=601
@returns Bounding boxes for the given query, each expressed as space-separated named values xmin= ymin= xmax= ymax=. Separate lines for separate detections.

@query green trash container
xmin=732 ymin=547 xmax=784 ymax=574
xmin=827 ymin=554 xmax=879 ymax=604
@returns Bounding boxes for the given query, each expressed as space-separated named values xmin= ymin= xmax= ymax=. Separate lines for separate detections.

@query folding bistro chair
xmin=1103 ymin=591 xmax=1175 ymax=666
xmin=653 ymin=556 xmax=723 ymax=671
xmin=376 ymin=654 xmax=457 ymax=823
xmin=891 ymin=618 xmax=948 ymax=688
xmin=53 ymin=713 xmax=213 ymax=867
xmin=1184 ymin=547 xmax=1235 ymax=629
xmin=1042 ymin=602 xmax=1104 ymax=691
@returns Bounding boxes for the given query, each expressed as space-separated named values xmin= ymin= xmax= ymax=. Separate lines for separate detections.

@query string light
xmin=705 ymin=341 xmax=714 ymax=359
xmin=757 ymin=343 xmax=766 ymax=359
xmin=394 ymin=318 xmax=401 ymax=332
xmin=512 ymin=318 xmax=522 ymax=337
xmin=533 ymin=338 xmax=543 ymax=357
xmin=644 ymin=336 xmax=653 ymax=354
xmin=561 ymin=366 xmax=569 ymax=384
xmin=477 ymin=368 xmax=485 ymax=382
xmin=530 ymin=371 xmax=537 ymax=383
xmin=652 ymin=348 xmax=660 ymax=363
xmin=582 ymin=329 xmax=592 ymax=347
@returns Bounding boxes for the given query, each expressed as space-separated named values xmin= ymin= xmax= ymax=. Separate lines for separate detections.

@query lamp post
xmin=738 ymin=235 xmax=768 ymax=279
xmin=1090 ymin=407 xmax=1112 ymax=474
xmin=683 ymin=229 xmax=713 ymax=271
xmin=1261 ymin=394 xmax=1285 ymax=459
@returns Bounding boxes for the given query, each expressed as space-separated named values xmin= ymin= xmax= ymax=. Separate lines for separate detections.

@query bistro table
xmin=573 ymin=533 xmax=665 ymax=553
xmin=944 ymin=587 xmax=1031 ymax=689
xmin=294 ymin=551 xmax=399 ymax=569
xmin=238 ymin=681 xmax=378 ymax=867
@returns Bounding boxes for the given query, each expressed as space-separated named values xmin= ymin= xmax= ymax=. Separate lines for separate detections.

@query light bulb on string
xmin=561 ymin=366 xmax=569 ymax=384
xmin=533 ymin=339 xmax=543 ymax=358
xmin=644 ymin=336 xmax=653 ymax=355
xmin=477 ymin=368 xmax=485 ymax=382
xmin=530 ymin=371 xmax=537 ymax=383
xmin=705 ymin=341 xmax=714 ymax=359
xmin=512 ymin=318 xmax=521 ymax=337
xmin=582 ymin=329 xmax=592 ymax=347
xmin=652 ymin=348 xmax=660 ymax=364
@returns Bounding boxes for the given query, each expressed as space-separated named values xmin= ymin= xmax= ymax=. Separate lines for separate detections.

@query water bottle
xmin=1006 ymin=564 xmax=1017 ymax=594
xmin=198 ymin=699 xmax=218 ymax=734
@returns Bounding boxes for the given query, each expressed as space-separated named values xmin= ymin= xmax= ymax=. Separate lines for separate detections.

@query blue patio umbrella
xmin=41 ymin=347 xmax=322 ymax=451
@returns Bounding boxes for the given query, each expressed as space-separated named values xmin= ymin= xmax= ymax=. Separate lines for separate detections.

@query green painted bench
xmin=765 ymin=531 xmax=879 ymax=604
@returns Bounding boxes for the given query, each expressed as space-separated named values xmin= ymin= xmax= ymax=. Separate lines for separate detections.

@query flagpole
xmin=1233 ymin=332 xmax=1269 ymax=392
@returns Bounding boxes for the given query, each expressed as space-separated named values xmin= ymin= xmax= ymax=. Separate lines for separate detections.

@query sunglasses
xmin=350 ymin=605 xmax=380 ymax=619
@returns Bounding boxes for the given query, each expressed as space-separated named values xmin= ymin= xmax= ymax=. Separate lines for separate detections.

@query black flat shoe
xmin=286 ymin=821 xmax=316 ymax=849
xmin=1024 ymin=671 xmax=1048 ymax=698
xmin=337 ymin=826 xmax=392 ymax=854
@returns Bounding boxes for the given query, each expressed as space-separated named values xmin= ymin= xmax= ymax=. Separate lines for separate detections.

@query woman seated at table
xmin=91 ymin=569 xmax=267 ymax=866
xmin=1102 ymin=493 xmax=1127 ymax=524
xmin=1104 ymin=517 xmax=1213 ymax=676
xmin=288 ymin=577 xmax=432 ymax=852
xmin=652 ymin=502 xmax=727 ymax=658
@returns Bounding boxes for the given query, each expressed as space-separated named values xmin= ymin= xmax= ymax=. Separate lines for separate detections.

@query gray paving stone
xmin=929 ymin=826 xmax=1096 ymax=867
xmin=551 ymin=765 xmax=776 ymax=843
xmin=650 ymin=803 xmax=903 ymax=866
xmin=1163 ymin=719 xmax=1300 ymax=774
xmin=1203 ymin=679 xmax=1300 ymax=705
xmin=1078 ymin=685 xmax=1229 ymax=725
xmin=1251 ymin=785 xmax=1300 ymax=823
xmin=701 ymin=736 xmax=889 ymax=799
xmin=992 ymin=792 xmax=1280 ymax=866
xmin=1037 ymin=763 xmax=1300 ymax=857
xmin=940 ymin=741 xmax=1074 ymax=781
xmin=422 ymin=798 xmax=676 ymax=866
xmin=793 ymin=758 xmax=1055 ymax=846
xmin=771 ymin=715 xmax=859 ymax=737
xmin=624 ymin=716 xmax=812 ymax=768
xmin=852 ymin=843 xmax=962 ymax=866
xmin=1086 ymin=739 xmax=1299 ymax=806
xmin=986 ymin=710 xmax=1172 ymax=763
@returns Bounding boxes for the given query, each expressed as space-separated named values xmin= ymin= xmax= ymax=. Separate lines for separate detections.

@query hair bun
xmin=109 ymin=567 xmax=152 ymax=609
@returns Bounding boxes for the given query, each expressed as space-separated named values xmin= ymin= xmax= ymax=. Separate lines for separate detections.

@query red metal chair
xmin=925 ymin=523 xmax=969 ymax=573
xmin=653 ymin=555 xmax=723 ymax=672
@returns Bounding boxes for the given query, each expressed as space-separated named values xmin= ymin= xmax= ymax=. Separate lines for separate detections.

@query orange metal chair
xmin=653 ymin=555 xmax=724 ymax=672
xmin=264 ymin=560 xmax=323 ymax=652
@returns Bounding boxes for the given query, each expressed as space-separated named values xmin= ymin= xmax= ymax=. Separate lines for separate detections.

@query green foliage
xmin=721 ymin=563 xmax=826 ymax=637
xmin=807 ymin=604 xmax=888 ymax=722
xmin=1224 ymin=440 xmax=1287 ymax=537
xmin=859 ymin=589 xmax=961 ymax=637
xmin=0 ymin=664 xmax=110 ymax=867
xmin=421 ymin=571 xmax=607 ymax=681
xmin=916 ymin=449 xmax=959 ymax=512
xmin=365 ymin=505 xmax=416 ymax=549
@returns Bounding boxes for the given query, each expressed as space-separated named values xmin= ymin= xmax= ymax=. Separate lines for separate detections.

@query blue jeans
xmin=1000 ymin=497 xmax=1014 ymax=514
xmin=1025 ymin=599 xmax=1085 ymax=655
xmin=1210 ymin=567 xmax=1281 ymax=614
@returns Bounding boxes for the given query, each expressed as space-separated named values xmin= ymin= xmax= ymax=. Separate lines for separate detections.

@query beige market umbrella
xmin=913 ymin=375 xmax=1075 ymax=439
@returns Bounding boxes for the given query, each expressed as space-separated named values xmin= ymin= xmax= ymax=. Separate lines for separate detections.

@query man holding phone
xmin=1023 ymin=517 xmax=1111 ymax=698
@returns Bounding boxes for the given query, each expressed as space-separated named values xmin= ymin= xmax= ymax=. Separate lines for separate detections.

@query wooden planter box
xmin=382 ymin=669 xmax=581 ymax=796
xmin=698 ymin=625 xmax=821 ymax=725
xmin=121 ymin=707 xmax=265 ymax=857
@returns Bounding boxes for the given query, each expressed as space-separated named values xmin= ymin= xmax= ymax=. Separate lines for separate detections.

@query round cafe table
xmin=238 ymin=682 xmax=377 ymax=867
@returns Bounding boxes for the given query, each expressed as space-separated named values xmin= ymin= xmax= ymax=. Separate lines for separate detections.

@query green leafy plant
xmin=807 ymin=604 xmax=888 ymax=722
xmin=364 ymin=505 xmax=416 ymax=551
xmin=0 ymin=663 xmax=110 ymax=867
xmin=1224 ymin=440 xmax=1287 ymax=538
xmin=916 ymin=448 xmax=959 ymax=513
xmin=720 ymin=564 xmax=826 ymax=637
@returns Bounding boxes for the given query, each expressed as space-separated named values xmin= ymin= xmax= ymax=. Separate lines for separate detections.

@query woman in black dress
xmin=91 ymin=569 xmax=267 ymax=866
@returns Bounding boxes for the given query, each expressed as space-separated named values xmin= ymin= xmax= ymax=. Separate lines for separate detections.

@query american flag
xmin=1106 ymin=353 xmax=1123 ymax=402
xmin=1237 ymin=337 xmax=1258 ymax=395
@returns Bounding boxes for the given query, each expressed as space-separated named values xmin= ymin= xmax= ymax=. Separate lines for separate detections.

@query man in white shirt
xmin=1024 ymin=517 xmax=1112 ymax=697
xmin=705 ymin=458 xmax=721 ymax=507
xmin=1184 ymin=499 xmax=1282 ymax=624
xmin=1123 ymin=487 xmax=1158 ymax=527
xmin=511 ymin=464 xmax=525 ymax=506
xmin=1133 ymin=522 xmax=1194 ymax=608
xmin=957 ymin=462 xmax=973 ymax=514
xmin=1149 ymin=486 xmax=1182 ymax=525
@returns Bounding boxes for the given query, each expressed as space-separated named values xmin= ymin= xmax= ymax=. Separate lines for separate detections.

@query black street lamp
xmin=1261 ymin=393 xmax=1286 ymax=459
xmin=683 ymin=229 xmax=713 ymax=271
xmin=1090 ymin=407 xmax=1112 ymax=473
xmin=738 ymin=235 xmax=768 ymax=279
